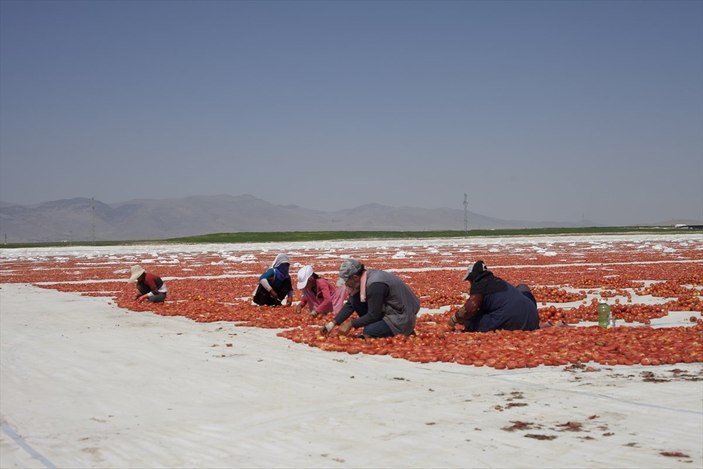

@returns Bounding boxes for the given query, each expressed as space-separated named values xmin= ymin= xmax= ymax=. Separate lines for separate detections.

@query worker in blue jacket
xmin=449 ymin=260 xmax=539 ymax=332
xmin=253 ymin=253 xmax=293 ymax=306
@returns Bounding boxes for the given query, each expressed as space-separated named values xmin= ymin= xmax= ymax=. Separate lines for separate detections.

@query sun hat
xmin=463 ymin=260 xmax=488 ymax=281
xmin=128 ymin=265 xmax=145 ymax=282
xmin=339 ymin=259 xmax=364 ymax=283
xmin=297 ymin=265 xmax=314 ymax=290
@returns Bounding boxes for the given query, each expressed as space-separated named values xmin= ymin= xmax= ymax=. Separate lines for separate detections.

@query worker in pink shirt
xmin=295 ymin=265 xmax=348 ymax=317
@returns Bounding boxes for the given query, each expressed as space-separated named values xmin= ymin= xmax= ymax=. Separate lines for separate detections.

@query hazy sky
xmin=1 ymin=0 xmax=701 ymax=225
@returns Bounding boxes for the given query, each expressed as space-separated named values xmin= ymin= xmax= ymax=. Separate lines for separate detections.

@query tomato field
xmin=2 ymin=234 xmax=701 ymax=369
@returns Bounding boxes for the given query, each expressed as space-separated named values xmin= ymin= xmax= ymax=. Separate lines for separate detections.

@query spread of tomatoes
xmin=2 ymin=236 xmax=701 ymax=369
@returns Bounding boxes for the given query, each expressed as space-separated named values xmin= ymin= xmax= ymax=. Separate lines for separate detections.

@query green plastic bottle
xmin=597 ymin=301 xmax=611 ymax=328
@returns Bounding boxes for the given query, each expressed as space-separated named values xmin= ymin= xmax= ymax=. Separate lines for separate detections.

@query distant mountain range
xmin=1 ymin=194 xmax=598 ymax=243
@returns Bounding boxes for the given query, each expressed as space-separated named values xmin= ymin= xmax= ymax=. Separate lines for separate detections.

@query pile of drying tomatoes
xmin=279 ymin=320 xmax=703 ymax=368
xmin=3 ymin=237 xmax=702 ymax=369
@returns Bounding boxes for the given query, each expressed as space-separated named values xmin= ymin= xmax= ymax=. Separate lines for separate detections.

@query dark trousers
xmin=253 ymin=278 xmax=293 ymax=306
xmin=363 ymin=319 xmax=394 ymax=338
xmin=147 ymin=292 xmax=166 ymax=303
xmin=137 ymin=284 xmax=166 ymax=303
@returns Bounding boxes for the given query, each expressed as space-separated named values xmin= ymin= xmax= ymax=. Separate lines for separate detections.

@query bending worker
xmin=296 ymin=265 xmax=349 ymax=317
xmin=253 ymin=253 xmax=294 ymax=306
xmin=450 ymin=260 xmax=539 ymax=332
xmin=128 ymin=265 xmax=167 ymax=303
xmin=322 ymin=259 xmax=420 ymax=338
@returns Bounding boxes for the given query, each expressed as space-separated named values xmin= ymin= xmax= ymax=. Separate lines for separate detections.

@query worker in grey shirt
xmin=322 ymin=259 xmax=420 ymax=338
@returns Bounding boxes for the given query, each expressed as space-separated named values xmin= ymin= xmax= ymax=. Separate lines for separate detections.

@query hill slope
xmin=0 ymin=194 xmax=578 ymax=243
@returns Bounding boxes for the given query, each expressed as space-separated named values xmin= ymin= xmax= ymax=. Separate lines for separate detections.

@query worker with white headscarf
xmin=253 ymin=253 xmax=294 ymax=306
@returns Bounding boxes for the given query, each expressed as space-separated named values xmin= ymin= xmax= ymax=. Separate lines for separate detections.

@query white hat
xmin=128 ymin=265 xmax=145 ymax=282
xmin=297 ymin=265 xmax=314 ymax=290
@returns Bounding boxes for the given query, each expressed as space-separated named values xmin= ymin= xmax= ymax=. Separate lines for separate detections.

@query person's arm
xmin=351 ymin=283 xmax=388 ymax=329
xmin=450 ymin=293 xmax=483 ymax=326
xmin=314 ymin=280 xmax=335 ymax=313
xmin=259 ymin=270 xmax=277 ymax=296
xmin=137 ymin=275 xmax=156 ymax=301
xmin=136 ymin=282 xmax=149 ymax=301
xmin=322 ymin=299 xmax=355 ymax=334
xmin=333 ymin=300 xmax=356 ymax=325
xmin=461 ymin=293 xmax=483 ymax=317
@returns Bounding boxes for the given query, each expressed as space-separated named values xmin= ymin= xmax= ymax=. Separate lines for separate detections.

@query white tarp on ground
xmin=1 ymin=284 xmax=701 ymax=469
xmin=1 ymin=235 xmax=702 ymax=468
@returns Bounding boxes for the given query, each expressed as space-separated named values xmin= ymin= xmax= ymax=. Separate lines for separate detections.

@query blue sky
xmin=1 ymin=0 xmax=701 ymax=225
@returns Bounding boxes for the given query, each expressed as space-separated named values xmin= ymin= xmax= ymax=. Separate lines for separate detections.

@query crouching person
xmin=449 ymin=260 xmax=538 ymax=332
xmin=321 ymin=259 xmax=420 ymax=338
xmin=296 ymin=265 xmax=349 ymax=317
xmin=128 ymin=265 xmax=167 ymax=303
xmin=253 ymin=253 xmax=294 ymax=306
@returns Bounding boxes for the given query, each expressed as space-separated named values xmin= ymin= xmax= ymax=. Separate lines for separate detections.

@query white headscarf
xmin=272 ymin=253 xmax=290 ymax=268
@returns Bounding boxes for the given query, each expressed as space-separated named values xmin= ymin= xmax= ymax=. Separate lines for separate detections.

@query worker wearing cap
xmin=322 ymin=259 xmax=420 ymax=338
xmin=450 ymin=260 xmax=538 ymax=332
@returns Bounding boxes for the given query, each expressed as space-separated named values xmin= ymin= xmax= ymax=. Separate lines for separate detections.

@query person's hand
xmin=137 ymin=294 xmax=149 ymax=302
xmin=320 ymin=321 xmax=336 ymax=335
xmin=448 ymin=306 xmax=466 ymax=329
xmin=456 ymin=305 xmax=466 ymax=318
xmin=448 ymin=313 xmax=458 ymax=328
xmin=338 ymin=320 xmax=353 ymax=336
xmin=308 ymin=309 xmax=319 ymax=318
xmin=295 ymin=304 xmax=302 ymax=314
xmin=269 ymin=289 xmax=278 ymax=299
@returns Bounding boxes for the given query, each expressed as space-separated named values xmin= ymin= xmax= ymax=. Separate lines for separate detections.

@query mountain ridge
xmin=0 ymin=194 xmax=649 ymax=243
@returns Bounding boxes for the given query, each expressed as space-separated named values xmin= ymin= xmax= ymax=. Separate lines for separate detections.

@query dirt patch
xmin=502 ymin=421 xmax=541 ymax=432
xmin=660 ymin=451 xmax=689 ymax=458
xmin=505 ymin=402 xmax=528 ymax=409
xmin=556 ymin=421 xmax=584 ymax=432
xmin=525 ymin=434 xmax=557 ymax=440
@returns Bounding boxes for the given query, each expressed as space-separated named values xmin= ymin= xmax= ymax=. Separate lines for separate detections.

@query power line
xmin=91 ymin=197 xmax=96 ymax=244
xmin=463 ymin=193 xmax=468 ymax=235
